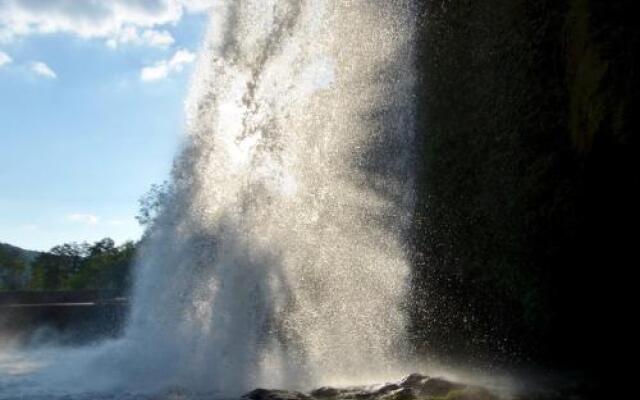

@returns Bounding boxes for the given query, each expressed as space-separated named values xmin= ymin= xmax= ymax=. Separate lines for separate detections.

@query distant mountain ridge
xmin=0 ymin=242 xmax=42 ymax=263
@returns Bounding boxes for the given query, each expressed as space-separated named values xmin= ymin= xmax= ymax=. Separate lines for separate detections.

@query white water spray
xmin=1 ymin=0 xmax=417 ymax=397
xmin=122 ymin=0 xmax=416 ymax=394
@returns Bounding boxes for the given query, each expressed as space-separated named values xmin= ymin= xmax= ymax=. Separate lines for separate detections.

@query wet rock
xmin=399 ymin=373 xmax=429 ymax=389
xmin=416 ymin=377 xmax=465 ymax=397
xmin=245 ymin=374 xmax=505 ymax=400
xmin=311 ymin=387 xmax=341 ymax=398
xmin=244 ymin=388 xmax=311 ymax=400
xmin=242 ymin=373 xmax=587 ymax=400
xmin=344 ymin=375 xmax=480 ymax=399
xmin=375 ymin=383 xmax=400 ymax=396
xmin=383 ymin=387 xmax=414 ymax=400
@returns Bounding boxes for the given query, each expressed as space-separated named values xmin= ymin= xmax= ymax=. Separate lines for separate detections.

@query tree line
xmin=0 ymin=238 xmax=136 ymax=294
xmin=0 ymin=183 xmax=167 ymax=293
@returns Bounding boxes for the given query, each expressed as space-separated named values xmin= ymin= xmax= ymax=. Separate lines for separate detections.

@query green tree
xmin=29 ymin=252 xmax=65 ymax=290
xmin=27 ymin=238 xmax=137 ymax=293
xmin=0 ymin=245 xmax=28 ymax=290
xmin=136 ymin=182 xmax=170 ymax=229
xmin=64 ymin=239 xmax=136 ymax=293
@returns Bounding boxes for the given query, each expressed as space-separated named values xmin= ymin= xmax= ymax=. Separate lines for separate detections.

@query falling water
xmin=122 ymin=0 xmax=416 ymax=395
xmin=0 ymin=0 xmax=417 ymax=397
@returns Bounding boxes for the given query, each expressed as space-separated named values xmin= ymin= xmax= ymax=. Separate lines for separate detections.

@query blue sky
xmin=0 ymin=1 xmax=209 ymax=251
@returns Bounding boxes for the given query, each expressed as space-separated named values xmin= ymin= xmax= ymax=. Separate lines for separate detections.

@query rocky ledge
xmin=244 ymin=374 xmax=501 ymax=400
xmin=242 ymin=373 xmax=586 ymax=400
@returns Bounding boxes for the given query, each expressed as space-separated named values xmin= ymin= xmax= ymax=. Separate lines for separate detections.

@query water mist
xmin=1 ymin=0 xmax=417 ymax=397
xmin=125 ymin=0 xmax=416 ymax=394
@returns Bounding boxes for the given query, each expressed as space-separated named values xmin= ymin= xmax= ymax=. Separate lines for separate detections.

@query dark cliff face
xmin=411 ymin=0 xmax=638 ymax=379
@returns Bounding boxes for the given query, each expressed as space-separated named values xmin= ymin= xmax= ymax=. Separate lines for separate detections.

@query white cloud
xmin=0 ymin=0 xmax=211 ymax=47
xmin=30 ymin=61 xmax=56 ymax=78
xmin=106 ymin=28 xmax=175 ymax=49
xmin=141 ymin=29 xmax=175 ymax=47
xmin=107 ymin=219 xmax=128 ymax=226
xmin=180 ymin=0 xmax=213 ymax=13
xmin=141 ymin=48 xmax=195 ymax=81
xmin=0 ymin=50 xmax=11 ymax=67
xmin=67 ymin=213 xmax=99 ymax=225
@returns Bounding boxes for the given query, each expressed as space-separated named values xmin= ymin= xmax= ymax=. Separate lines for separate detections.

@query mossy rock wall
xmin=410 ymin=0 xmax=638 ymax=375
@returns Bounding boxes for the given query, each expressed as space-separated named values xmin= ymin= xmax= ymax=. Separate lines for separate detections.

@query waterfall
xmin=0 ymin=0 xmax=417 ymax=397
xmin=116 ymin=0 xmax=417 ymax=394
xmin=0 ymin=1 xmax=418 ymax=397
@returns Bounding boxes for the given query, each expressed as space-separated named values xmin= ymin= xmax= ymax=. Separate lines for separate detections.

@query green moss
xmin=431 ymin=388 xmax=498 ymax=400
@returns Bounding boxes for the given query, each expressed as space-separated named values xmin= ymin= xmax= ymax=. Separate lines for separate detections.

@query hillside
xmin=0 ymin=241 xmax=41 ymax=262
xmin=0 ymin=242 xmax=40 ymax=289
